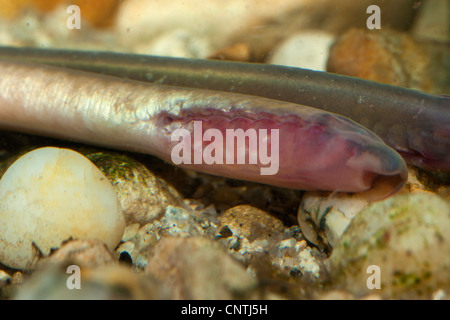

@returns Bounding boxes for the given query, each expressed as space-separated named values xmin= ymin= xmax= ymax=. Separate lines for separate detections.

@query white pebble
xmin=268 ymin=31 xmax=335 ymax=71
xmin=135 ymin=29 xmax=212 ymax=58
xmin=0 ymin=147 xmax=125 ymax=270
xmin=298 ymin=247 xmax=320 ymax=278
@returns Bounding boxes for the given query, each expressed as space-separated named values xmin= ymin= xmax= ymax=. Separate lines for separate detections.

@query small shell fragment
xmin=298 ymin=191 xmax=371 ymax=250
xmin=297 ymin=166 xmax=443 ymax=250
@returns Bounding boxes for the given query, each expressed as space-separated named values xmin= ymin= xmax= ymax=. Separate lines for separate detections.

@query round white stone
xmin=268 ymin=31 xmax=335 ymax=71
xmin=0 ymin=147 xmax=125 ymax=270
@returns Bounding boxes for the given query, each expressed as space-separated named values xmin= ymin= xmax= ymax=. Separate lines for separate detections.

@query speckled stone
xmin=216 ymin=204 xmax=285 ymax=263
xmin=218 ymin=205 xmax=285 ymax=241
xmin=145 ymin=236 xmax=257 ymax=299
xmin=87 ymin=152 xmax=185 ymax=226
xmin=115 ymin=205 xmax=219 ymax=270
xmin=215 ymin=205 xmax=327 ymax=280
xmin=329 ymin=193 xmax=450 ymax=299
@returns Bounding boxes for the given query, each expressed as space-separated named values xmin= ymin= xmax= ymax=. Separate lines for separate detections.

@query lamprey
xmin=0 ymin=61 xmax=406 ymax=196
xmin=0 ymin=46 xmax=448 ymax=171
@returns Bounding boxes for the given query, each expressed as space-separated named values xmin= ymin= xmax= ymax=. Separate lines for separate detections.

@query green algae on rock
xmin=86 ymin=152 xmax=185 ymax=226
xmin=329 ymin=193 xmax=450 ymax=299
xmin=298 ymin=166 xmax=448 ymax=252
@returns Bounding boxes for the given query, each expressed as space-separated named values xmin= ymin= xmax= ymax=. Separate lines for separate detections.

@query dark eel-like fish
xmin=0 ymin=46 xmax=448 ymax=172
xmin=0 ymin=59 xmax=407 ymax=197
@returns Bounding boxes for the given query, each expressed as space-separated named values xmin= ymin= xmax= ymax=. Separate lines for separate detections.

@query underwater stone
xmin=14 ymin=263 xmax=167 ymax=300
xmin=145 ymin=236 xmax=257 ymax=299
xmin=268 ymin=31 xmax=335 ymax=71
xmin=87 ymin=152 xmax=185 ymax=226
xmin=297 ymin=166 xmax=443 ymax=251
xmin=329 ymin=193 xmax=450 ymax=299
xmin=0 ymin=147 xmax=125 ymax=270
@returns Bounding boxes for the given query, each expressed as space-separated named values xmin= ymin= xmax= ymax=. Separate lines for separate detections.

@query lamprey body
xmin=0 ymin=61 xmax=407 ymax=195
xmin=0 ymin=46 xmax=448 ymax=171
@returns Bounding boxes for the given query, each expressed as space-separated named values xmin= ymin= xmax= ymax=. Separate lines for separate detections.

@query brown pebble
xmin=145 ymin=237 xmax=257 ymax=299
xmin=218 ymin=205 xmax=285 ymax=242
xmin=209 ymin=42 xmax=253 ymax=62
xmin=327 ymin=28 xmax=449 ymax=94
xmin=38 ymin=239 xmax=115 ymax=269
